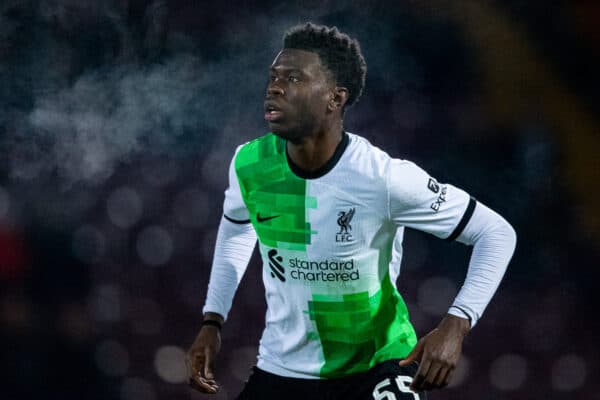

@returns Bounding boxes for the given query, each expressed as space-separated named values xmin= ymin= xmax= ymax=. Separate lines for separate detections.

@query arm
xmin=400 ymin=202 xmax=516 ymax=391
xmin=387 ymin=160 xmax=516 ymax=391
xmin=201 ymin=217 xmax=257 ymax=320
xmin=187 ymin=217 xmax=256 ymax=394
xmin=187 ymin=147 xmax=257 ymax=394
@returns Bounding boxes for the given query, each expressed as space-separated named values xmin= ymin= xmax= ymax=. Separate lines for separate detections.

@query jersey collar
xmin=286 ymin=132 xmax=349 ymax=180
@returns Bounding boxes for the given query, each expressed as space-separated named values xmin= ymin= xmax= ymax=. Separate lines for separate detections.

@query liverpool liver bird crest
xmin=337 ymin=208 xmax=355 ymax=234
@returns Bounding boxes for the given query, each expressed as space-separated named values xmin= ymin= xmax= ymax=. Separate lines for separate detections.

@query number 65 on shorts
xmin=372 ymin=375 xmax=423 ymax=400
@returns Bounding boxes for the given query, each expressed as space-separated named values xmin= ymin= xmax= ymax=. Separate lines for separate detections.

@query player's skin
xmin=186 ymin=48 xmax=471 ymax=394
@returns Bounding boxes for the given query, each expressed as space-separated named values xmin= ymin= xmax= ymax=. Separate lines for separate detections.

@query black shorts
xmin=236 ymin=359 xmax=428 ymax=400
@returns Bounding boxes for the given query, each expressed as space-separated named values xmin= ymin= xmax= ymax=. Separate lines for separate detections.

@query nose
xmin=267 ymin=81 xmax=285 ymax=97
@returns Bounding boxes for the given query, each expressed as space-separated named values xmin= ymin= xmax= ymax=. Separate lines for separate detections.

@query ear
xmin=328 ymin=87 xmax=349 ymax=111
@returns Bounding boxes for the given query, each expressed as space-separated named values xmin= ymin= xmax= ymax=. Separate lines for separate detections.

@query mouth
xmin=264 ymin=101 xmax=284 ymax=122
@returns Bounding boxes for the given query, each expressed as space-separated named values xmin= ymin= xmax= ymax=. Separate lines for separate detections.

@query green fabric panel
xmin=308 ymin=274 xmax=418 ymax=378
xmin=234 ymin=134 xmax=316 ymax=250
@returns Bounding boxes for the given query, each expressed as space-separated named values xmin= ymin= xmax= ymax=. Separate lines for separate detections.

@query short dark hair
xmin=283 ymin=22 xmax=367 ymax=108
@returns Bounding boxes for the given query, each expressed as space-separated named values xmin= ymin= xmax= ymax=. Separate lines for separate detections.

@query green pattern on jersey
xmin=235 ymin=133 xmax=417 ymax=378
xmin=234 ymin=133 xmax=317 ymax=251
xmin=307 ymin=273 xmax=417 ymax=378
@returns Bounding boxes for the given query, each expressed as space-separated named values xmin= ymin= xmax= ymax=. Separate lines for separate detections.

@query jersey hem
xmin=257 ymin=358 xmax=322 ymax=379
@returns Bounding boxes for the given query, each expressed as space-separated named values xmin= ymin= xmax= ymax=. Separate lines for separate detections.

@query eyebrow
xmin=269 ymin=66 xmax=306 ymax=74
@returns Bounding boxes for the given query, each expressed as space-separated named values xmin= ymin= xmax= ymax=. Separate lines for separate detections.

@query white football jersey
xmin=218 ymin=132 xmax=474 ymax=378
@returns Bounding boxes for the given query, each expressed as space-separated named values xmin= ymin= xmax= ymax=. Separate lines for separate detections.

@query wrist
xmin=203 ymin=312 xmax=224 ymax=324
xmin=202 ymin=312 xmax=224 ymax=331
xmin=441 ymin=314 xmax=471 ymax=337
xmin=201 ymin=319 xmax=222 ymax=331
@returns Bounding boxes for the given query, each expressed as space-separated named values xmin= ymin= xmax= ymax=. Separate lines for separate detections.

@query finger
xmin=204 ymin=347 xmax=215 ymax=380
xmin=443 ymin=367 xmax=455 ymax=388
xmin=189 ymin=377 xmax=219 ymax=394
xmin=424 ymin=362 xmax=442 ymax=389
xmin=434 ymin=365 xmax=451 ymax=388
xmin=189 ymin=372 xmax=219 ymax=392
xmin=186 ymin=351 xmax=204 ymax=379
xmin=410 ymin=354 xmax=431 ymax=391
xmin=399 ymin=340 xmax=424 ymax=366
xmin=191 ymin=375 xmax=218 ymax=386
xmin=196 ymin=375 xmax=218 ymax=386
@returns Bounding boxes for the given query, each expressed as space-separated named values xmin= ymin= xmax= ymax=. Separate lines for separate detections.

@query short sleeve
xmin=387 ymin=159 xmax=475 ymax=240
xmin=223 ymin=146 xmax=250 ymax=223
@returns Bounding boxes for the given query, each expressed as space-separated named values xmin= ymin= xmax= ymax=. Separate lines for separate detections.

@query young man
xmin=186 ymin=23 xmax=516 ymax=399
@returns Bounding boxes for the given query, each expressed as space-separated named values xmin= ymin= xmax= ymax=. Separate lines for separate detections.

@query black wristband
xmin=201 ymin=319 xmax=222 ymax=330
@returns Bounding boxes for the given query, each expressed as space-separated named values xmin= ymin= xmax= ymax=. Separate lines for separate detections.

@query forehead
xmin=270 ymin=48 xmax=325 ymax=75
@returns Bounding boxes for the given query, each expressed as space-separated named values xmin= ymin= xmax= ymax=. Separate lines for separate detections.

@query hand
xmin=186 ymin=313 xmax=223 ymax=394
xmin=399 ymin=314 xmax=470 ymax=391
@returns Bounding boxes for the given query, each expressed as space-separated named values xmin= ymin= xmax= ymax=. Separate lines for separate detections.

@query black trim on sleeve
xmin=450 ymin=306 xmax=473 ymax=325
xmin=223 ymin=214 xmax=251 ymax=224
xmin=446 ymin=197 xmax=477 ymax=241
xmin=201 ymin=319 xmax=222 ymax=330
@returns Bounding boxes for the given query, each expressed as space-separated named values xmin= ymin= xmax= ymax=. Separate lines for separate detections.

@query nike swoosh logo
xmin=257 ymin=213 xmax=280 ymax=223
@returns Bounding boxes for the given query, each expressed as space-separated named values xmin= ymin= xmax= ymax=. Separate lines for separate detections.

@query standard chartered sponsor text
xmin=289 ymin=257 xmax=359 ymax=282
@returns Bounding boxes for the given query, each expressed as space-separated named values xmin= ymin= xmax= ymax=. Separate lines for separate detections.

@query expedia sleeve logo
xmin=427 ymin=178 xmax=440 ymax=193
xmin=427 ymin=177 xmax=448 ymax=212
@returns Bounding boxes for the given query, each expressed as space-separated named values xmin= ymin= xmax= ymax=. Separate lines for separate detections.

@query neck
xmin=286 ymin=119 xmax=343 ymax=172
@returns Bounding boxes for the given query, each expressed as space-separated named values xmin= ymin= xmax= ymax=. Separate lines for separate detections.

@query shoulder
xmin=344 ymin=132 xmax=422 ymax=180
xmin=344 ymin=132 xmax=393 ymax=177
xmin=235 ymin=133 xmax=284 ymax=168
xmin=345 ymin=134 xmax=434 ymax=197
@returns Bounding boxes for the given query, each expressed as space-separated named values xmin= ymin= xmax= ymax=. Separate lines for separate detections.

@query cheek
xmin=306 ymin=90 xmax=330 ymax=114
xmin=290 ymin=87 xmax=329 ymax=120
xmin=315 ymin=88 xmax=332 ymax=111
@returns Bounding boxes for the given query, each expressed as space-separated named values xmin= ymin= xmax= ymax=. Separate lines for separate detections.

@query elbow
xmin=507 ymin=221 xmax=517 ymax=249
xmin=498 ymin=218 xmax=517 ymax=256
xmin=478 ymin=215 xmax=517 ymax=255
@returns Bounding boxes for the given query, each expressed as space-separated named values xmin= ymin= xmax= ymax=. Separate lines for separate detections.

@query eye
xmin=288 ymin=76 xmax=300 ymax=83
xmin=269 ymin=75 xmax=277 ymax=82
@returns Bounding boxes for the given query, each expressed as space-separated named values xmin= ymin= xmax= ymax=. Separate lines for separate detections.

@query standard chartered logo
xmin=267 ymin=249 xmax=360 ymax=282
xmin=268 ymin=249 xmax=286 ymax=282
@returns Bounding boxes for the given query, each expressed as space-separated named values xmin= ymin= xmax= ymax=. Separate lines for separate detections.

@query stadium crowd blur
xmin=1 ymin=1 xmax=598 ymax=399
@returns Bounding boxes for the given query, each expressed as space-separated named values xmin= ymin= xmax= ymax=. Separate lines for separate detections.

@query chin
xmin=271 ymin=124 xmax=308 ymax=142
xmin=270 ymin=126 xmax=295 ymax=140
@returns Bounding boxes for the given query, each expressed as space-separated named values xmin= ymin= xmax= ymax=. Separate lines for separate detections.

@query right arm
xmin=186 ymin=148 xmax=257 ymax=394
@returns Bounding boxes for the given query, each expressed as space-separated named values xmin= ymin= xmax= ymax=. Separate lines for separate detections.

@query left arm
xmin=400 ymin=201 xmax=517 ymax=390
xmin=387 ymin=160 xmax=517 ymax=391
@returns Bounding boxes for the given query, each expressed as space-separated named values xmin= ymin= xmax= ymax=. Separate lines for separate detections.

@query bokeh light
xmin=489 ymin=354 xmax=528 ymax=391
xmin=153 ymin=345 xmax=187 ymax=383
xmin=106 ymin=186 xmax=143 ymax=229
xmin=551 ymin=354 xmax=587 ymax=391
xmin=172 ymin=187 xmax=210 ymax=228
xmin=136 ymin=226 xmax=173 ymax=267
xmin=141 ymin=159 xmax=179 ymax=187
xmin=417 ymin=276 xmax=457 ymax=316
xmin=448 ymin=355 xmax=470 ymax=388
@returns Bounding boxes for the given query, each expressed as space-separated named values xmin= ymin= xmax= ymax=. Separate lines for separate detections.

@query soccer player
xmin=186 ymin=23 xmax=516 ymax=399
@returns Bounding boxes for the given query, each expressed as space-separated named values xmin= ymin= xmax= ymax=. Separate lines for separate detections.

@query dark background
xmin=1 ymin=1 xmax=599 ymax=399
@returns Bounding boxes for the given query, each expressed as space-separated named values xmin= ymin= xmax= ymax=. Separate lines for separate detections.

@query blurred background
xmin=1 ymin=0 xmax=598 ymax=399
